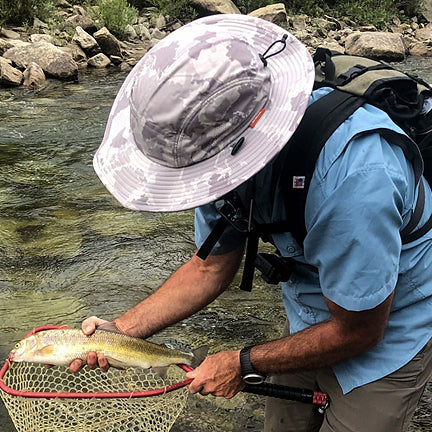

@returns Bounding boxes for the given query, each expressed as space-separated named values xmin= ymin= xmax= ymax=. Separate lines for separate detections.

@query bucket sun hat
xmin=93 ymin=14 xmax=315 ymax=212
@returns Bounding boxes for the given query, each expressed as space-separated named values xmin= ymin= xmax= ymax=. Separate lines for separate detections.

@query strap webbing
xmin=239 ymin=232 xmax=259 ymax=292
xmin=279 ymin=90 xmax=366 ymax=245
xmin=196 ymin=218 xmax=228 ymax=260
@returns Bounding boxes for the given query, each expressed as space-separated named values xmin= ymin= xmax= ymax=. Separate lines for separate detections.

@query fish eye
xmin=14 ymin=343 xmax=20 ymax=349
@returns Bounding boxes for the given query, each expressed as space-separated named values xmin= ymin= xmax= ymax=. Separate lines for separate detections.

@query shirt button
xmin=287 ymin=246 xmax=295 ymax=254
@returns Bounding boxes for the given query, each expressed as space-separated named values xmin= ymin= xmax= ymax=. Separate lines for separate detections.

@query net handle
xmin=0 ymin=325 xmax=192 ymax=399
xmin=181 ymin=365 xmax=329 ymax=411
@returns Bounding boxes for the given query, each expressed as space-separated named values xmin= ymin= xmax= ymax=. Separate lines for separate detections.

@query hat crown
xmin=129 ymin=29 xmax=271 ymax=168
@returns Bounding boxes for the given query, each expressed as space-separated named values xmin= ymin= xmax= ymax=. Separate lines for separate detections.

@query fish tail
xmin=190 ymin=346 xmax=208 ymax=369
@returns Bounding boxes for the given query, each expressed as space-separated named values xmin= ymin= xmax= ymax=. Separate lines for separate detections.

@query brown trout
xmin=8 ymin=328 xmax=203 ymax=370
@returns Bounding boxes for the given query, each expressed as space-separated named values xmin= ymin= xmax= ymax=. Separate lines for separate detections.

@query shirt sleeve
xmin=194 ymin=203 xmax=247 ymax=255
xmin=303 ymin=133 xmax=412 ymax=311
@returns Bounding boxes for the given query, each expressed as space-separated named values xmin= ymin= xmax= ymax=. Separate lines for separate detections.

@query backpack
xmin=197 ymin=48 xmax=432 ymax=291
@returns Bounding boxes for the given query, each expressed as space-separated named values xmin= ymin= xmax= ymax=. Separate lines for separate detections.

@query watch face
xmin=243 ymin=373 xmax=265 ymax=385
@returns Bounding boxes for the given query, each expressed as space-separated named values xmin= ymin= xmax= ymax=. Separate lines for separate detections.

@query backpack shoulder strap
xmin=278 ymin=89 xmax=426 ymax=247
xmin=275 ymin=89 xmax=365 ymax=246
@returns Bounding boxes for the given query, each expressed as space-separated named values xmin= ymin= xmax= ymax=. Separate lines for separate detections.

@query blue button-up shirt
xmin=194 ymin=88 xmax=432 ymax=394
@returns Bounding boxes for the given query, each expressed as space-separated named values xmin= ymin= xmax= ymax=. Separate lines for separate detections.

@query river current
xmin=0 ymin=58 xmax=431 ymax=431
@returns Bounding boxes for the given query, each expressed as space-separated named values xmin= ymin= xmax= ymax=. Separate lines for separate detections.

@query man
xmin=72 ymin=14 xmax=432 ymax=432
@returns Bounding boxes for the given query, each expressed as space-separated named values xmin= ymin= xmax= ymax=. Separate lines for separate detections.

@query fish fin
xmin=39 ymin=346 xmax=55 ymax=356
xmin=191 ymin=346 xmax=208 ymax=369
xmin=152 ymin=366 xmax=169 ymax=379
xmin=104 ymin=356 xmax=127 ymax=369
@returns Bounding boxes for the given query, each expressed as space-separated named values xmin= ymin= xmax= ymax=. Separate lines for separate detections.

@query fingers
xmin=82 ymin=316 xmax=109 ymax=335
xmin=69 ymin=358 xmax=84 ymax=373
xmin=186 ymin=351 xmax=244 ymax=399
xmin=69 ymin=352 xmax=110 ymax=373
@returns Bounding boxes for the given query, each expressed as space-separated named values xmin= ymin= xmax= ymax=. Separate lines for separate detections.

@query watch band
xmin=239 ymin=346 xmax=266 ymax=385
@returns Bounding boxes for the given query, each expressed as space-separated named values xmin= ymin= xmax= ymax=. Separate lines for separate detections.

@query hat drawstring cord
xmin=259 ymin=34 xmax=288 ymax=67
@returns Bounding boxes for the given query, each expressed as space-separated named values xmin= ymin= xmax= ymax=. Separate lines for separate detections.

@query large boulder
xmin=3 ymin=42 xmax=78 ymax=80
xmin=73 ymin=26 xmax=100 ymax=57
xmin=422 ymin=0 xmax=432 ymax=22
xmin=0 ymin=57 xmax=23 ymax=86
xmin=248 ymin=3 xmax=288 ymax=26
xmin=345 ymin=31 xmax=406 ymax=61
xmin=93 ymin=27 xmax=122 ymax=57
xmin=190 ymin=0 xmax=240 ymax=15
xmin=22 ymin=62 xmax=46 ymax=89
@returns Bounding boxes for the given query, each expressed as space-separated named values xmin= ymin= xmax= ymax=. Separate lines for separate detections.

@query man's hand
xmin=68 ymin=316 xmax=118 ymax=373
xmin=186 ymin=350 xmax=245 ymax=399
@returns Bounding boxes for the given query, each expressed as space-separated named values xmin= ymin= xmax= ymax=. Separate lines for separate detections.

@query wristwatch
xmin=239 ymin=346 xmax=266 ymax=385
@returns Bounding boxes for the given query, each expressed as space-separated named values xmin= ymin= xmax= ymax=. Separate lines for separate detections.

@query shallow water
xmin=0 ymin=58 xmax=431 ymax=432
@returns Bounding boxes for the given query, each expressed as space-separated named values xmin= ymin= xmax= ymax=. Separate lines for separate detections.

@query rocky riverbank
xmin=1 ymin=0 xmax=432 ymax=89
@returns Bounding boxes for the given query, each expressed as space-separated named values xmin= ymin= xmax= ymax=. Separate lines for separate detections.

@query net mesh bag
xmin=0 ymin=361 xmax=189 ymax=432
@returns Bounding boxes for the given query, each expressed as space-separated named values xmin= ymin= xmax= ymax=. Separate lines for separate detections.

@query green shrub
xmin=0 ymin=0 xmax=55 ymax=26
xmin=140 ymin=0 xmax=197 ymax=21
xmin=91 ymin=0 xmax=138 ymax=37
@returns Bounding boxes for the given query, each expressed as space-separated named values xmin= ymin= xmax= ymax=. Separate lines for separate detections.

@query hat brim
xmin=93 ymin=14 xmax=315 ymax=212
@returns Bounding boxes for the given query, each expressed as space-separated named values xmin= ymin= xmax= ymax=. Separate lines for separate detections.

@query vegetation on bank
xmin=0 ymin=0 xmax=427 ymax=37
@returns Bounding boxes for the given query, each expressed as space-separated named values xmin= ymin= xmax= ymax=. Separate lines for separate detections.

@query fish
xmin=8 ymin=328 xmax=206 ymax=373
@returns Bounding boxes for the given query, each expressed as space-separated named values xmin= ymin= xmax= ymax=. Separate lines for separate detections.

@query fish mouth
xmin=8 ymin=352 xmax=16 ymax=362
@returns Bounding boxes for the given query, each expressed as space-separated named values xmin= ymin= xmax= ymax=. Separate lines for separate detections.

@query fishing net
xmin=0 ymin=326 xmax=192 ymax=432
xmin=0 ymin=361 xmax=189 ymax=432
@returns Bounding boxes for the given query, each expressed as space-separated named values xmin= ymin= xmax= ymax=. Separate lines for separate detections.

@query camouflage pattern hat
xmin=93 ymin=14 xmax=314 ymax=212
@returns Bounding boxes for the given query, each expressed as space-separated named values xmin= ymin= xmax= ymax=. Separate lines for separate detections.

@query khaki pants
xmin=265 ymin=335 xmax=432 ymax=432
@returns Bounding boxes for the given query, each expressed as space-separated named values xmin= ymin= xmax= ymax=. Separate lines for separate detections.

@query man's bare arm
xmin=70 ymin=246 xmax=244 ymax=372
xmin=248 ymin=290 xmax=394 ymax=373
xmin=114 ymin=246 xmax=245 ymax=338
xmin=187 ymin=291 xmax=394 ymax=397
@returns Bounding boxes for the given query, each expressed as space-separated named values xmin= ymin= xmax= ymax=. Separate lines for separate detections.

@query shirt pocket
xmin=286 ymin=265 xmax=331 ymax=326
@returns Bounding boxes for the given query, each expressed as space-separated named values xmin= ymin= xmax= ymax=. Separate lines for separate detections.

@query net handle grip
xmin=181 ymin=365 xmax=329 ymax=411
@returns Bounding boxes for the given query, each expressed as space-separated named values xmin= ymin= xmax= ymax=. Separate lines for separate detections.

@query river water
xmin=0 ymin=58 xmax=431 ymax=432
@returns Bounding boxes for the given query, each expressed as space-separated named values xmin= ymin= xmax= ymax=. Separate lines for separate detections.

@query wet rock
xmin=22 ymin=62 xmax=46 ymax=89
xmin=248 ymin=3 xmax=288 ymax=26
xmin=191 ymin=0 xmax=240 ymax=15
xmin=88 ymin=52 xmax=111 ymax=68
xmin=72 ymin=26 xmax=100 ymax=57
xmin=60 ymin=43 xmax=88 ymax=68
xmin=345 ymin=31 xmax=406 ymax=61
xmin=0 ymin=56 xmax=23 ymax=86
xmin=110 ymin=55 xmax=123 ymax=65
xmin=3 ymin=42 xmax=78 ymax=80
xmin=94 ymin=27 xmax=122 ymax=57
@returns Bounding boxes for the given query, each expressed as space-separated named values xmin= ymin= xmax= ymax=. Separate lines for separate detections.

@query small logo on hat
xmin=293 ymin=176 xmax=305 ymax=189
